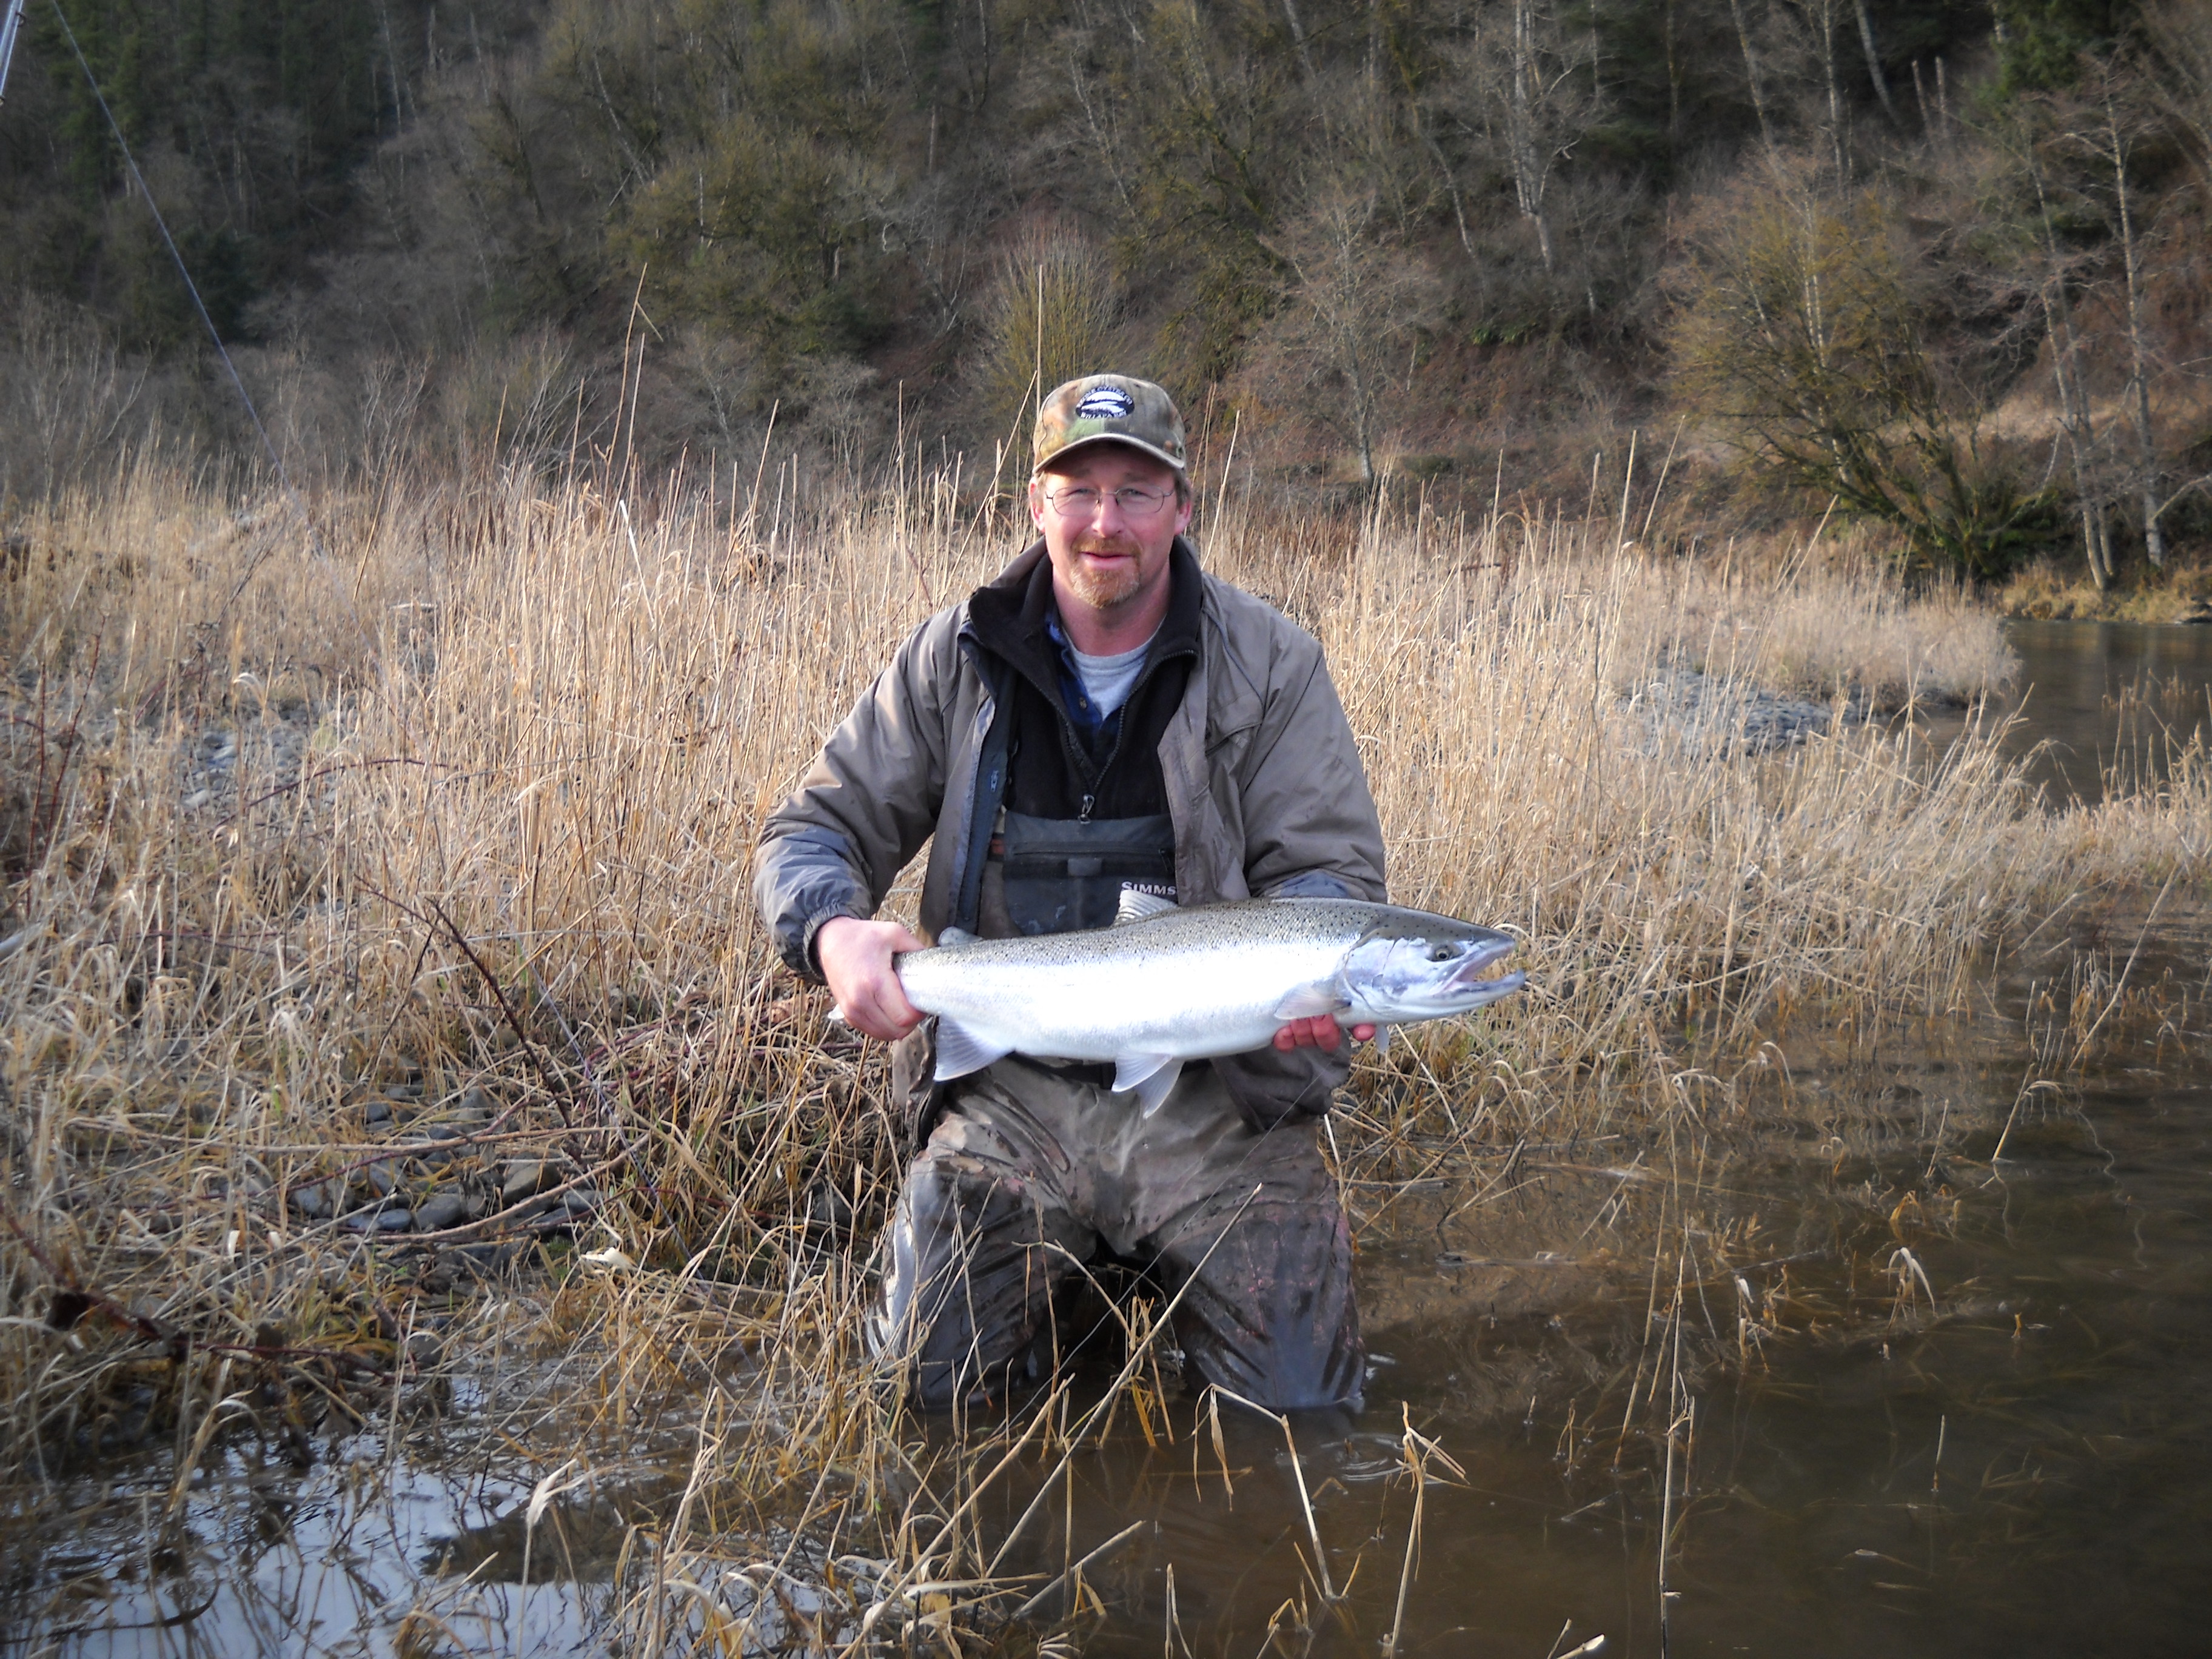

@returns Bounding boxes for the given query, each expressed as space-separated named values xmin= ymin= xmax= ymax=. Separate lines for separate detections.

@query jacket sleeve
xmin=1235 ymin=631 xmax=1387 ymax=903
xmin=1214 ymin=620 xmax=1389 ymax=1128
xmin=751 ymin=613 xmax=957 ymax=979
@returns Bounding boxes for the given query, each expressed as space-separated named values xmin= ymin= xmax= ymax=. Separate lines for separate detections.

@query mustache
xmin=1071 ymin=533 xmax=1142 ymax=557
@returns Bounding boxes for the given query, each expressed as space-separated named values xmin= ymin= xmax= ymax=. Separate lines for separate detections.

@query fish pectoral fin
xmin=1270 ymin=979 xmax=1352 ymax=1021
xmin=1112 ymin=887 xmax=1180 ymax=926
xmin=1371 ymin=1024 xmax=1390 ymax=1056
xmin=1111 ymin=1054 xmax=1184 ymax=1118
xmin=931 ymin=1017 xmax=1013 ymax=1082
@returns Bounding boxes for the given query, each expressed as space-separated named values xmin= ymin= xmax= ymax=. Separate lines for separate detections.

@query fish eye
xmin=1427 ymin=945 xmax=1455 ymax=962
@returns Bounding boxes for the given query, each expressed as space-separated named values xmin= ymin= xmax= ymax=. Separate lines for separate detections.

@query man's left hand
xmin=1272 ymin=1015 xmax=1378 ymax=1053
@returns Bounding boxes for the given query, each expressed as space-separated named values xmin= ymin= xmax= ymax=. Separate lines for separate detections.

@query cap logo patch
xmin=1074 ymin=385 xmax=1134 ymax=420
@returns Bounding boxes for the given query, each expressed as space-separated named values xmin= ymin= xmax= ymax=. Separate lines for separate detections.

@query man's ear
xmin=1027 ymin=476 xmax=1050 ymax=531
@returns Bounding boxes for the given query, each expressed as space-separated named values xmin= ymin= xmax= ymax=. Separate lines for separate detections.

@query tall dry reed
xmin=1 ymin=457 xmax=2205 ymax=1647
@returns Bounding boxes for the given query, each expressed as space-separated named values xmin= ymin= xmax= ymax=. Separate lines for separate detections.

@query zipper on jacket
xmin=1079 ymin=793 xmax=1094 ymax=823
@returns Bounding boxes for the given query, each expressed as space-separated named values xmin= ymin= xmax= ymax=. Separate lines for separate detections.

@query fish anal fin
xmin=1270 ymin=979 xmax=1351 ymax=1021
xmin=932 ymin=1017 xmax=1013 ymax=1082
xmin=1113 ymin=887 xmax=1180 ymax=926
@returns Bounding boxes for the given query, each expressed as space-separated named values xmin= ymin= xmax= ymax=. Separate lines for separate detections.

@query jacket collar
xmin=964 ymin=536 xmax=1204 ymax=685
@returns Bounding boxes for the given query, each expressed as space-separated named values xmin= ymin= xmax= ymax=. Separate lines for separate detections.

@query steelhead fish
xmin=891 ymin=892 xmax=1526 ymax=1114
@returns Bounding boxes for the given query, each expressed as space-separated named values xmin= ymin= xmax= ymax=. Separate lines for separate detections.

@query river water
xmin=7 ymin=621 xmax=2210 ymax=1657
xmin=1972 ymin=618 xmax=2212 ymax=803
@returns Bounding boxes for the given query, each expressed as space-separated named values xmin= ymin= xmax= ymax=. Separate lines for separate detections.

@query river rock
xmin=500 ymin=1160 xmax=557 ymax=1204
xmin=1623 ymin=666 xmax=1869 ymax=757
xmin=344 ymin=1205 xmax=413 ymax=1233
xmin=413 ymin=1193 xmax=469 ymax=1232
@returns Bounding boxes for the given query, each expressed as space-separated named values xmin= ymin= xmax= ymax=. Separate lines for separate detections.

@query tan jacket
xmin=752 ymin=537 xmax=1387 ymax=1131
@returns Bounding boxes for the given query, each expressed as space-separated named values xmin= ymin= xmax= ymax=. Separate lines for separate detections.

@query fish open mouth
xmin=1433 ymin=937 xmax=1525 ymax=1008
xmin=1443 ymin=936 xmax=1519 ymax=991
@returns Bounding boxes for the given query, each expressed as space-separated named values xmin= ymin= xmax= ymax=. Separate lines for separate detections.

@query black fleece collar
xmin=965 ymin=536 xmax=1204 ymax=696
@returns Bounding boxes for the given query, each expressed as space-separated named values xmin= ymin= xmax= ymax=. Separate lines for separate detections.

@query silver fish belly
xmin=891 ymin=896 xmax=1524 ymax=1115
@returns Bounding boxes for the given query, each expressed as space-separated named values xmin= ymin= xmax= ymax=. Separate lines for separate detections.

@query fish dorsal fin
xmin=936 ymin=925 xmax=979 ymax=947
xmin=1270 ymin=977 xmax=1351 ymax=1021
xmin=1113 ymin=1054 xmax=1184 ymax=1117
xmin=1113 ymin=888 xmax=1179 ymax=927
xmin=931 ymin=1017 xmax=1012 ymax=1082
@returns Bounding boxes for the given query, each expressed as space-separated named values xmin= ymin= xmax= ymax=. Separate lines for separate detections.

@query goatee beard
xmin=1064 ymin=539 xmax=1145 ymax=611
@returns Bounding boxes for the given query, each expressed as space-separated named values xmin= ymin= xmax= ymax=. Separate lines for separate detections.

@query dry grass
xmin=1997 ymin=549 xmax=2212 ymax=622
xmin=2 ymin=456 xmax=2207 ymax=1649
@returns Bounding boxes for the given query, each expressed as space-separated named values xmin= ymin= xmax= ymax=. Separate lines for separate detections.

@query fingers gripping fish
xmin=891 ymin=892 xmax=1527 ymax=1116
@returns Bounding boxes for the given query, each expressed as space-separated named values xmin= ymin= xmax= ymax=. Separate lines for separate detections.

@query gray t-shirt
xmin=1068 ymin=630 xmax=1156 ymax=721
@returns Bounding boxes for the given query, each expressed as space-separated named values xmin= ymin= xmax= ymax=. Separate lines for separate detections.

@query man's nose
xmin=1093 ymin=492 xmax=1128 ymax=533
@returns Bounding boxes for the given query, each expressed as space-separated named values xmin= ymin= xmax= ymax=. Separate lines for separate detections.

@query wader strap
xmin=954 ymin=675 xmax=1013 ymax=934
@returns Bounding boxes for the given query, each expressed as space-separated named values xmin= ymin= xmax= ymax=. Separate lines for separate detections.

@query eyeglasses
xmin=1042 ymin=483 xmax=1175 ymax=520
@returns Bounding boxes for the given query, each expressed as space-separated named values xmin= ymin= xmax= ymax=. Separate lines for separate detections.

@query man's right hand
xmin=816 ymin=916 xmax=928 ymax=1042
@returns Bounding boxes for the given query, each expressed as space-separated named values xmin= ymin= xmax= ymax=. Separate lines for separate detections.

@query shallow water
xmin=28 ymin=976 xmax=2205 ymax=1658
xmin=10 ymin=622 xmax=2212 ymax=1656
xmin=977 ymin=929 xmax=2212 ymax=1657
xmin=1974 ymin=618 xmax=2212 ymax=803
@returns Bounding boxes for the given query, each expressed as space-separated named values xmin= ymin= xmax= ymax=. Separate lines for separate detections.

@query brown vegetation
xmin=6 ymin=2 xmax=2212 ymax=584
xmin=1 ymin=452 xmax=2206 ymax=1643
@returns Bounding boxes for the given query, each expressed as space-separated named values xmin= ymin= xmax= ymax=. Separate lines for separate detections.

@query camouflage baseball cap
xmin=1033 ymin=374 xmax=1188 ymax=475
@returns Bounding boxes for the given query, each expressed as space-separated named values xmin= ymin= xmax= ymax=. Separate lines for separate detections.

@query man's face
xmin=1028 ymin=444 xmax=1191 ymax=624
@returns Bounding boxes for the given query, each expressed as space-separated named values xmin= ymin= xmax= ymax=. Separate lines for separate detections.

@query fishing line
xmin=36 ymin=0 xmax=404 ymax=703
xmin=41 ymin=0 xmax=337 ymax=584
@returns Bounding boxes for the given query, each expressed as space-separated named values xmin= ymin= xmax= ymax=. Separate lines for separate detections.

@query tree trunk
xmin=2028 ymin=150 xmax=2110 ymax=587
xmin=1510 ymin=0 xmax=1555 ymax=272
xmin=1423 ymin=125 xmax=1477 ymax=259
xmin=1280 ymin=0 xmax=1316 ymax=81
xmin=1851 ymin=0 xmax=1897 ymax=126
xmin=2041 ymin=276 xmax=2109 ymax=589
xmin=1818 ymin=0 xmax=1848 ymax=178
xmin=2108 ymin=92 xmax=2166 ymax=568
xmin=2082 ymin=497 xmax=2114 ymax=589
xmin=1666 ymin=0 xmax=1682 ymax=149
xmin=1728 ymin=0 xmax=1776 ymax=152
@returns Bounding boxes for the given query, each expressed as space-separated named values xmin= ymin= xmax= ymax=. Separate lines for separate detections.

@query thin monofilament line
xmin=45 ymin=0 xmax=407 ymax=711
xmin=45 ymin=0 xmax=327 ymax=574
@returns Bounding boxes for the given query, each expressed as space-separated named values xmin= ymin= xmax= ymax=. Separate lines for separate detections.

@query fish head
xmin=1339 ymin=914 xmax=1524 ymax=1021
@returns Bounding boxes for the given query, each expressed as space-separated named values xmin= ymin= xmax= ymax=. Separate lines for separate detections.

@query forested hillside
xmin=2 ymin=0 xmax=2208 ymax=586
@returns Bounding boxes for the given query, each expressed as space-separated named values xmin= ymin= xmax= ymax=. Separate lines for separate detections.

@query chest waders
xmin=977 ymin=808 xmax=1176 ymax=938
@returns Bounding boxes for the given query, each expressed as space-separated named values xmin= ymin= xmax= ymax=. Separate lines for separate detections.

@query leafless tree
xmin=1774 ymin=0 xmax=1851 ymax=178
xmin=1445 ymin=0 xmax=1592 ymax=275
xmin=1728 ymin=0 xmax=1778 ymax=153
xmin=1257 ymin=189 xmax=1438 ymax=486
xmin=1849 ymin=0 xmax=1898 ymax=128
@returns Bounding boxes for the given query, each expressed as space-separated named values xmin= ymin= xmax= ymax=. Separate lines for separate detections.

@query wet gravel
xmin=1623 ymin=666 xmax=1874 ymax=756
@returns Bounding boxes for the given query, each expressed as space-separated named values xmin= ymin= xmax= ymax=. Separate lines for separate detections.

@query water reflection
xmin=1974 ymin=619 xmax=2212 ymax=803
xmin=1 ymin=1439 xmax=622 ymax=1655
xmin=13 ymin=970 xmax=2211 ymax=1657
